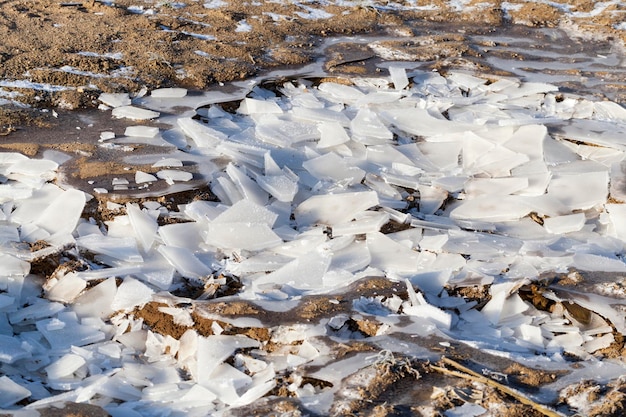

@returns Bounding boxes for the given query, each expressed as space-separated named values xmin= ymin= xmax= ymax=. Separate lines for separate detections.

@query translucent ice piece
xmin=594 ymin=101 xmax=626 ymax=122
xmin=135 ymin=170 xmax=157 ymax=184
xmin=292 ymin=106 xmax=351 ymax=127
xmin=76 ymin=235 xmax=143 ymax=263
xmin=178 ymin=117 xmax=227 ymax=148
xmin=303 ymin=152 xmax=365 ymax=186
xmin=36 ymin=316 xmax=105 ymax=349
xmin=294 ymin=191 xmax=379 ymax=226
xmin=389 ymin=66 xmax=409 ymax=90
xmin=151 ymin=87 xmax=188 ymax=98
xmin=547 ymin=171 xmax=608 ymax=211
xmin=450 ymin=195 xmax=532 ymax=222
xmin=318 ymin=82 xmax=365 ymax=104
xmin=206 ymin=223 xmax=282 ymax=251
xmin=317 ymin=121 xmax=350 ymax=149
xmin=110 ymin=277 xmax=155 ymax=312
xmin=351 ymin=108 xmax=393 ymax=145
xmin=382 ymin=107 xmax=473 ymax=137
xmin=73 ymin=277 xmax=117 ymax=319
xmin=112 ymin=106 xmax=160 ymax=120
xmin=367 ymin=232 xmax=421 ymax=273
xmin=157 ymin=169 xmax=193 ymax=184
xmin=45 ymin=353 xmax=86 ymax=380
xmin=46 ymin=272 xmax=86 ymax=303
xmin=464 ymin=177 xmax=529 ymax=197
xmin=98 ymin=92 xmax=131 ymax=108
xmin=256 ymin=174 xmax=299 ymax=203
xmin=332 ymin=212 xmax=389 ymax=237
xmin=543 ymin=213 xmax=586 ymax=234
xmin=158 ymin=246 xmax=212 ymax=280
xmin=226 ymin=163 xmax=268 ymax=206
xmin=0 ymin=335 xmax=30 ymax=364
xmin=124 ymin=126 xmax=159 ymax=138
xmin=213 ymin=199 xmax=277 ymax=227
xmin=35 ymin=189 xmax=86 ymax=236
xmin=126 ymin=203 xmax=158 ymax=251
xmin=252 ymin=251 xmax=331 ymax=291
xmin=159 ymin=222 xmax=204 ymax=250
xmin=194 ymin=335 xmax=260 ymax=384
xmin=0 ymin=376 xmax=31 ymax=408
xmin=238 ymin=98 xmax=282 ymax=114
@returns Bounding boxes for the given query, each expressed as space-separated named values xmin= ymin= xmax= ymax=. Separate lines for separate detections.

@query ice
xmin=98 ymin=92 xmax=131 ymax=108
xmin=294 ymin=191 xmax=379 ymax=226
xmin=124 ymin=126 xmax=159 ymax=138
xmin=547 ymin=171 xmax=608 ymax=211
xmin=77 ymin=235 xmax=143 ymax=263
xmin=0 ymin=376 xmax=31 ymax=408
xmin=45 ymin=272 xmax=86 ymax=303
xmin=450 ymin=195 xmax=532 ymax=222
xmin=389 ymin=66 xmax=409 ymax=90
xmin=45 ymin=353 xmax=86 ymax=380
xmin=332 ymin=212 xmax=389 ymax=237
xmin=135 ymin=170 xmax=157 ymax=184
xmin=367 ymin=232 xmax=421 ymax=273
xmin=178 ymin=117 xmax=227 ymax=148
xmin=351 ymin=108 xmax=393 ymax=144
xmin=126 ymin=203 xmax=158 ymax=251
xmin=158 ymin=246 xmax=212 ymax=280
xmin=156 ymin=170 xmax=193 ymax=184
xmin=213 ymin=199 xmax=277 ymax=226
xmin=0 ymin=335 xmax=30 ymax=364
xmin=151 ymin=88 xmax=188 ymax=98
xmin=110 ymin=277 xmax=155 ymax=312
xmin=238 ymin=98 xmax=282 ymax=115
xmin=594 ymin=101 xmax=626 ymax=121
xmin=159 ymin=222 xmax=205 ymax=250
xmin=153 ymin=157 xmax=184 ymax=168
xmin=543 ymin=213 xmax=586 ymax=234
xmin=225 ymin=163 xmax=268 ymax=205
xmin=36 ymin=315 xmax=105 ymax=350
xmin=382 ymin=107 xmax=474 ymax=137
xmin=317 ymin=121 xmax=350 ymax=148
xmin=206 ymin=223 xmax=282 ymax=251
xmin=111 ymin=106 xmax=160 ymax=120
xmin=303 ymin=152 xmax=365 ymax=186
xmin=252 ymin=251 xmax=331 ymax=292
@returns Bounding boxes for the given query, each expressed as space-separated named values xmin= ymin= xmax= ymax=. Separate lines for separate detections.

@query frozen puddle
xmin=2 ymin=66 xmax=626 ymax=415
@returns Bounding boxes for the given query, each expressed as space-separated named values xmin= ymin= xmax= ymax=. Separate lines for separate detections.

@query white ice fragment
xmin=0 ymin=335 xmax=30 ymax=364
xmin=547 ymin=171 xmax=608 ymax=211
xmin=152 ymin=157 xmax=183 ymax=168
xmin=46 ymin=272 xmax=86 ymax=303
xmin=110 ymin=277 xmax=155 ymax=312
xmin=98 ymin=92 xmax=131 ymax=108
xmin=464 ymin=177 xmax=529 ymax=197
xmin=126 ymin=203 xmax=158 ymax=251
xmin=213 ymin=199 xmax=277 ymax=227
xmin=317 ymin=82 xmax=365 ymax=104
xmin=45 ymin=353 xmax=86 ymax=380
xmin=157 ymin=170 xmax=193 ymax=183
xmin=332 ymin=212 xmax=389 ymax=237
xmin=389 ymin=66 xmax=409 ymax=90
xmin=206 ymin=223 xmax=282 ymax=251
xmin=583 ymin=333 xmax=614 ymax=353
xmin=100 ymin=131 xmax=115 ymax=141
xmin=351 ymin=108 xmax=393 ymax=145
xmin=77 ymin=235 xmax=143 ymax=262
xmin=317 ymin=121 xmax=350 ymax=149
xmin=194 ymin=335 xmax=260 ymax=384
xmin=594 ymin=101 xmax=626 ymax=121
xmin=481 ymin=286 xmax=529 ymax=325
xmin=543 ymin=213 xmax=586 ymax=234
xmin=444 ymin=403 xmax=486 ymax=417
xmin=111 ymin=106 xmax=160 ymax=120
xmin=571 ymin=253 xmax=626 ymax=272
xmin=8 ymin=158 xmax=58 ymax=179
xmin=135 ymin=170 xmax=157 ymax=184
xmin=124 ymin=125 xmax=159 ymax=138
xmin=178 ymin=117 xmax=227 ymax=148
xmin=518 ymin=324 xmax=544 ymax=348
xmin=0 ymin=376 xmax=31 ymax=408
xmin=382 ymin=107 xmax=473 ymax=137
xmin=292 ymin=106 xmax=351 ymax=127
xmin=151 ymin=88 xmax=188 ymax=98
xmin=367 ymin=232 xmax=421 ymax=273
xmin=303 ymin=152 xmax=365 ymax=186
xmin=253 ymin=251 xmax=331 ymax=291
xmin=36 ymin=315 xmax=105 ymax=349
xmin=226 ymin=163 xmax=269 ymax=205
xmin=158 ymin=246 xmax=211 ymax=280
xmin=238 ymin=98 xmax=282 ymax=114
xmin=256 ymin=173 xmax=299 ymax=203
xmin=450 ymin=195 xmax=532 ymax=222
xmin=73 ymin=277 xmax=117 ymax=319
xmin=0 ymin=253 xmax=29 ymax=276
xmin=294 ymin=191 xmax=379 ymax=226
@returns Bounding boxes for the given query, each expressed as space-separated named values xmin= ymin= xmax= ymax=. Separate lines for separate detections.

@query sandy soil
xmin=1 ymin=1 xmax=626 ymax=416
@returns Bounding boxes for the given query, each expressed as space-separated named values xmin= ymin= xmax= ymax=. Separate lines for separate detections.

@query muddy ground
xmin=1 ymin=1 xmax=626 ymax=416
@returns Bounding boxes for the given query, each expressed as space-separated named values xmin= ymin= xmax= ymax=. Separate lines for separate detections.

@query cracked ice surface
xmin=2 ymin=67 xmax=626 ymax=414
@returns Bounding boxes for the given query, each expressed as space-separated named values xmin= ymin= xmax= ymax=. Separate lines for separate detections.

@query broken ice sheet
xmin=294 ymin=191 xmax=379 ymax=226
xmin=111 ymin=105 xmax=160 ymax=120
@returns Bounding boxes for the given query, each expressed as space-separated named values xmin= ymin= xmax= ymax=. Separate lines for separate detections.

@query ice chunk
xmin=45 ymin=354 xmax=86 ymax=380
xmin=543 ymin=213 xmax=586 ymax=234
xmin=153 ymin=157 xmax=183 ymax=168
xmin=382 ymin=107 xmax=473 ymax=137
xmin=110 ymin=277 xmax=154 ymax=311
xmin=367 ymin=232 xmax=421 ymax=273
xmin=389 ymin=66 xmax=409 ymax=90
xmin=126 ymin=203 xmax=158 ymax=251
xmin=292 ymin=106 xmax=351 ymax=127
xmin=351 ymin=108 xmax=393 ymax=145
xmin=450 ymin=195 xmax=532 ymax=222
xmin=158 ymin=246 xmax=211 ymax=280
xmin=226 ymin=163 xmax=268 ymax=205
xmin=594 ymin=101 xmax=626 ymax=121
xmin=73 ymin=277 xmax=117 ymax=319
xmin=0 ymin=376 xmax=31 ymax=408
xmin=294 ymin=191 xmax=379 ymax=226
xmin=238 ymin=98 xmax=282 ymax=114
xmin=36 ymin=315 xmax=105 ymax=349
xmin=256 ymin=173 xmax=299 ymax=203
xmin=464 ymin=177 xmax=529 ymax=197
xmin=45 ymin=272 xmax=86 ymax=303
xmin=332 ymin=212 xmax=389 ymax=237
xmin=151 ymin=88 xmax=188 ymax=98
xmin=213 ymin=199 xmax=277 ymax=227
xmin=157 ymin=170 xmax=193 ymax=184
xmin=206 ymin=223 xmax=282 ymax=251
xmin=34 ymin=189 xmax=85 ymax=236
xmin=112 ymin=106 xmax=160 ymax=120
xmin=547 ymin=171 xmax=608 ymax=211
xmin=0 ymin=335 xmax=30 ymax=364
xmin=194 ymin=335 xmax=260 ymax=383
xmin=317 ymin=121 xmax=350 ymax=149
xmin=178 ymin=117 xmax=227 ymax=148
xmin=124 ymin=126 xmax=159 ymax=138
xmin=303 ymin=152 xmax=365 ymax=186
xmin=253 ymin=251 xmax=331 ymax=291
xmin=318 ymin=82 xmax=365 ymax=104
xmin=0 ymin=253 xmax=29 ymax=276
xmin=135 ymin=170 xmax=157 ymax=184
xmin=98 ymin=92 xmax=131 ymax=108
xmin=76 ymin=235 xmax=143 ymax=262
